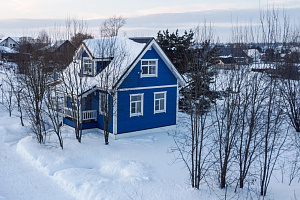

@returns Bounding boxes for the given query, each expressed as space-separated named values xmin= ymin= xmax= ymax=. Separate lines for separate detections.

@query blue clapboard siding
xmin=117 ymin=86 xmax=177 ymax=134
xmin=119 ymin=47 xmax=177 ymax=89
xmin=82 ymin=50 xmax=89 ymax=58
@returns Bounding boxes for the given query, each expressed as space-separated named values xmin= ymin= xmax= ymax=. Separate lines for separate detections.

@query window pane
xmin=155 ymin=100 xmax=159 ymax=110
xmin=131 ymin=102 xmax=136 ymax=113
xmin=136 ymin=102 xmax=141 ymax=113
xmin=155 ymin=93 xmax=164 ymax=99
xmin=142 ymin=66 xmax=148 ymax=74
xmin=160 ymin=99 xmax=165 ymax=110
xmin=131 ymin=95 xmax=141 ymax=101
xmin=142 ymin=60 xmax=148 ymax=65
xmin=149 ymin=66 xmax=156 ymax=74
xmin=149 ymin=60 xmax=156 ymax=65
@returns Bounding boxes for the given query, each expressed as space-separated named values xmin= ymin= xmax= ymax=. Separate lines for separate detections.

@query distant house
xmin=0 ymin=46 xmax=18 ymax=61
xmin=44 ymin=40 xmax=76 ymax=55
xmin=0 ymin=37 xmax=20 ymax=49
xmin=244 ymin=49 xmax=261 ymax=63
xmin=61 ymin=37 xmax=186 ymax=138
xmin=218 ymin=46 xmax=252 ymax=65
xmin=42 ymin=40 xmax=77 ymax=72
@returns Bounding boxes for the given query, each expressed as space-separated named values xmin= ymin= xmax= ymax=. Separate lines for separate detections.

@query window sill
xmin=154 ymin=110 xmax=166 ymax=114
xmin=130 ymin=113 xmax=143 ymax=117
xmin=141 ymin=74 xmax=157 ymax=78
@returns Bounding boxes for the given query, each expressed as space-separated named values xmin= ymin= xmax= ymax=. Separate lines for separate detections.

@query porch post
xmin=113 ymin=91 xmax=118 ymax=135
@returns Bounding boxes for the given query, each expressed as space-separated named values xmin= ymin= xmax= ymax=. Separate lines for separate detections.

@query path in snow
xmin=0 ymin=139 xmax=75 ymax=200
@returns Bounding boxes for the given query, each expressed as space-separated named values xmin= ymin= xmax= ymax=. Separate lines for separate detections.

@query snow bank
xmin=0 ymin=107 xmax=27 ymax=144
xmin=16 ymin=127 xmax=205 ymax=200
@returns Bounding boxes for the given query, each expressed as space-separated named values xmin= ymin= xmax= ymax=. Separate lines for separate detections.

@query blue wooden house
xmin=62 ymin=37 xmax=186 ymax=138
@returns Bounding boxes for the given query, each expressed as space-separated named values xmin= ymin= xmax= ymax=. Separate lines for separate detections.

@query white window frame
xmin=99 ymin=92 xmax=108 ymax=116
xmin=141 ymin=59 xmax=158 ymax=77
xmin=130 ymin=93 xmax=144 ymax=117
xmin=83 ymin=57 xmax=93 ymax=75
xmin=154 ymin=91 xmax=167 ymax=114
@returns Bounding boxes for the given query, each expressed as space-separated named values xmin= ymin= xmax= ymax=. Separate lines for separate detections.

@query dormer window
xmin=83 ymin=58 xmax=93 ymax=75
xmin=141 ymin=59 xmax=158 ymax=77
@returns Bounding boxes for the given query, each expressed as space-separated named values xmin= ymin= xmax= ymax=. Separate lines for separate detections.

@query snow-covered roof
xmin=61 ymin=36 xmax=186 ymax=95
xmin=62 ymin=37 xmax=148 ymax=93
xmin=0 ymin=37 xmax=20 ymax=43
xmin=244 ymin=49 xmax=260 ymax=58
xmin=10 ymin=37 xmax=20 ymax=43
xmin=0 ymin=46 xmax=17 ymax=53
xmin=82 ymin=37 xmax=145 ymax=59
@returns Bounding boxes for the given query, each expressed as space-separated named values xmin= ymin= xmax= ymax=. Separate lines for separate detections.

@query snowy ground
xmin=0 ymin=107 xmax=74 ymax=200
xmin=0 ymin=103 xmax=299 ymax=199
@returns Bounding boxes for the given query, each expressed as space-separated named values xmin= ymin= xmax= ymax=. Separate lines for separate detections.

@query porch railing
xmin=64 ymin=107 xmax=97 ymax=121
xmin=82 ymin=110 xmax=97 ymax=121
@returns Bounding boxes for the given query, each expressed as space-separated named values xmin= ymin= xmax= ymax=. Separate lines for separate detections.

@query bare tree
xmin=212 ymin=69 xmax=245 ymax=189
xmin=228 ymin=20 xmax=266 ymax=190
xmin=56 ymin=17 xmax=93 ymax=143
xmin=257 ymin=6 xmax=289 ymax=196
xmin=173 ymin=23 xmax=219 ymax=189
xmin=2 ymin=70 xmax=24 ymax=125
xmin=1 ymin=72 xmax=14 ymax=117
xmin=259 ymin=75 xmax=286 ymax=196
xmin=44 ymin=83 xmax=64 ymax=148
xmin=100 ymin=15 xmax=126 ymax=37
xmin=91 ymin=16 xmax=127 ymax=145
xmin=236 ymin=72 xmax=266 ymax=189
xmin=16 ymin=31 xmax=53 ymax=144
xmin=281 ymin=77 xmax=300 ymax=132
xmin=19 ymin=59 xmax=49 ymax=144
xmin=60 ymin=59 xmax=87 ymax=143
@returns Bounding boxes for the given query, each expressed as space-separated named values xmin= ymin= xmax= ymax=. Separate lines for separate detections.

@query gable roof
xmin=114 ymin=38 xmax=186 ymax=89
xmin=63 ymin=36 xmax=186 ymax=95
xmin=42 ymin=40 xmax=76 ymax=53
xmin=0 ymin=37 xmax=20 ymax=44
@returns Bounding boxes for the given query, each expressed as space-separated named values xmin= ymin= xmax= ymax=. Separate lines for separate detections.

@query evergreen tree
xmin=156 ymin=29 xmax=194 ymax=73
xmin=181 ymin=40 xmax=220 ymax=113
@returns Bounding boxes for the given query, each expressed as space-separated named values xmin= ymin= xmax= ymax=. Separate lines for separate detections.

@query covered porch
xmin=63 ymin=107 xmax=98 ymax=129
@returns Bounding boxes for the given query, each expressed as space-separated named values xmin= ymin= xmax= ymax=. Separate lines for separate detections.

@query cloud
xmin=0 ymin=6 xmax=299 ymax=42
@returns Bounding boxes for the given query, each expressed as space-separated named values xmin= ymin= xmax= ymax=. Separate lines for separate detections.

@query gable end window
xmin=141 ymin=59 xmax=158 ymax=77
xmin=154 ymin=91 xmax=166 ymax=114
xmin=130 ymin=93 xmax=144 ymax=117
xmin=83 ymin=58 xmax=93 ymax=75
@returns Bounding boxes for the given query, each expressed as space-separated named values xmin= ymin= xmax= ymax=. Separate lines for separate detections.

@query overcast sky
xmin=0 ymin=0 xmax=299 ymax=41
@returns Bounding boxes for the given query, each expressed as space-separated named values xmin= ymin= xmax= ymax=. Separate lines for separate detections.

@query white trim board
xmin=78 ymin=125 xmax=177 ymax=140
xmin=118 ymin=84 xmax=177 ymax=92
xmin=112 ymin=125 xmax=176 ymax=139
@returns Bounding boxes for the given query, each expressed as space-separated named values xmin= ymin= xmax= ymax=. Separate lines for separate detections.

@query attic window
xmin=141 ymin=59 xmax=158 ymax=77
xmin=83 ymin=58 xmax=92 ymax=75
